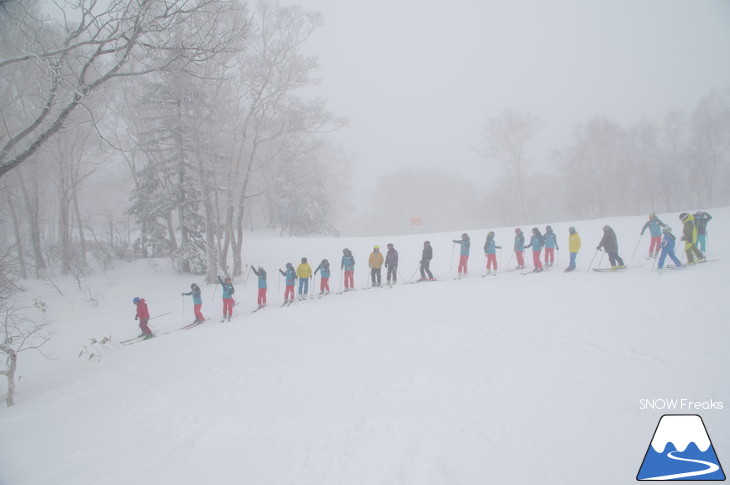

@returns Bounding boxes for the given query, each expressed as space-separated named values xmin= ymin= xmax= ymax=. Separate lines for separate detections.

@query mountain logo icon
xmin=637 ymin=414 xmax=726 ymax=481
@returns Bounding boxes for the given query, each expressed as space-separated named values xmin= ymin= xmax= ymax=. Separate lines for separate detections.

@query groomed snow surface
xmin=1 ymin=210 xmax=728 ymax=485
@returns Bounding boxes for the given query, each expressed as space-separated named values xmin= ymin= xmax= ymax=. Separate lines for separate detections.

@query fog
xmin=0 ymin=0 xmax=729 ymax=283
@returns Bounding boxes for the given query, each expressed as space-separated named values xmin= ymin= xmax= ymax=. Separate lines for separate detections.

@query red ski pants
xmin=223 ymin=298 xmax=234 ymax=316
xmin=344 ymin=271 xmax=354 ymax=289
xmin=532 ymin=251 xmax=543 ymax=269
xmin=544 ymin=248 xmax=555 ymax=265
xmin=257 ymin=289 xmax=266 ymax=306
xmin=284 ymin=285 xmax=294 ymax=301
xmin=193 ymin=304 xmax=204 ymax=321
xmin=515 ymin=250 xmax=525 ymax=267
xmin=486 ymin=254 xmax=497 ymax=271
xmin=458 ymin=255 xmax=469 ymax=274
xmin=320 ymin=277 xmax=330 ymax=292
xmin=138 ymin=318 xmax=153 ymax=336
xmin=649 ymin=236 xmax=661 ymax=255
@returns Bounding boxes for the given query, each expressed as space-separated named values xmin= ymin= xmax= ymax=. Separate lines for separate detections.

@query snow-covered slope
xmin=1 ymin=210 xmax=728 ymax=485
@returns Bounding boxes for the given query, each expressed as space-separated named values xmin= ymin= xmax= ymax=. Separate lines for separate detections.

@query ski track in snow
xmin=1 ymin=209 xmax=729 ymax=485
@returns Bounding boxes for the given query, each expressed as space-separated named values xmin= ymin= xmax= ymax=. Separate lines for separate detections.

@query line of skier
xmin=130 ymin=211 xmax=712 ymax=339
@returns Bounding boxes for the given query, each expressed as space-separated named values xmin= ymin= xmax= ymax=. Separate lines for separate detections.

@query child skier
xmin=341 ymin=249 xmax=355 ymax=291
xmin=296 ymin=257 xmax=313 ymax=300
xmin=679 ymin=213 xmax=705 ymax=264
xmin=641 ymin=213 xmax=665 ymax=259
xmin=279 ymin=263 xmax=296 ymax=303
xmin=314 ymin=259 xmax=330 ymax=294
xmin=418 ymin=241 xmax=434 ymax=281
xmin=385 ymin=243 xmax=399 ymax=285
xmin=483 ymin=232 xmax=501 ymax=274
xmin=543 ymin=225 xmax=559 ymax=267
xmin=452 ymin=233 xmax=470 ymax=276
xmin=657 ymin=225 xmax=683 ymax=271
xmin=216 ymin=275 xmax=236 ymax=322
xmin=252 ymin=267 xmax=267 ymax=308
xmin=565 ymin=226 xmax=581 ymax=272
xmin=596 ymin=225 xmax=625 ymax=269
xmin=524 ymin=228 xmax=544 ymax=272
xmin=693 ymin=211 xmax=712 ymax=254
xmin=368 ymin=245 xmax=384 ymax=287
xmin=133 ymin=297 xmax=154 ymax=338
xmin=513 ymin=228 xmax=525 ymax=270
xmin=182 ymin=283 xmax=205 ymax=324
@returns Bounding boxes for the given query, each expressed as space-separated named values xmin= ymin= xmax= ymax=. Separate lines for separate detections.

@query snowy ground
xmin=1 ymin=210 xmax=728 ymax=485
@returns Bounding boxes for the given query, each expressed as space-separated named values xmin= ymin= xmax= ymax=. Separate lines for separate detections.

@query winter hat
xmin=190 ymin=283 xmax=197 ymax=289
xmin=286 ymin=263 xmax=293 ymax=268
xmin=373 ymin=245 xmax=380 ymax=250
xmin=322 ymin=259 xmax=328 ymax=264
xmin=487 ymin=231 xmax=495 ymax=237
xmin=515 ymin=228 xmax=522 ymax=234
xmin=301 ymin=257 xmax=307 ymax=263
xmin=387 ymin=243 xmax=393 ymax=249
xmin=343 ymin=248 xmax=349 ymax=254
xmin=133 ymin=297 xmax=140 ymax=304
xmin=569 ymin=226 xmax=576 ymax=233
xmin=679 ymin=212 xmax=689 ymax=221
xmin=662 ymin=225 xmax=672 ymax=234
xmin=649 ymin=213 xmax=656 ymax=218
xmin=532 ymin=227 xmax=539 ymax=233
xmin=462 ymin=233 xmax=468 ymax=239
xmin=424 ymin=241 xmax=430 ymax=246
xmin=603 ymin=225 xmax=611 ymax=231
xmin=546 ymin=225 xmax=552 ymax=232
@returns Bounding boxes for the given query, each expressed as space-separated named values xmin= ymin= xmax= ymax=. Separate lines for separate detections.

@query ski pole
xmin=339 ymin=269 xmax=343 ymax=292
xmin=499 ymin=248 xmax=503 ymax=274
xmin=450 ymin=242 xmax=456 ymax=270
xmin=586 ymin=249 xmax=600 ymax=273
xmin=651 ymin=252 xmax=658 ymax=272
xmin=278 ymin=272 xmax=281 ymax=294
xmin=505 ymin=251 xmax=515 ymax=268
xmin=409 ymin=262 xmax=420 ymax=283
xmin=630 ymin=233 xmax=643 ymax=260
xmin=244 ymin=264 xmax=251 ymax=287
xmin=365 ymin=268 xmax=370 ymax=289
xmin=150 ymin=312 xmax=172 ymax=320
xmin=482 ymin=253 xmax=487 ymax=277
xmin=182 ymin=294 xmax=185 ymax=314
xmin=211 ymin=282 xmax=218 ymax=302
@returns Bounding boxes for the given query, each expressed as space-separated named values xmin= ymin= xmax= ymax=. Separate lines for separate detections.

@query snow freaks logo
xmin=636 ymin=414 xmax=726 ymax=481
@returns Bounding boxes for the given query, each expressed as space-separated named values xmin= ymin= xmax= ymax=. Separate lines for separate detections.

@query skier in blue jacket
xmin=524 ymin=228 xmax=544 ymax=272
xmin=216 ymin=275 xmax=236 ymax=321
xmin=452 ymin=233 xmax=470 ymax=276
xmin=543 ymin=225 xmax=559 ymax=268
xmin=657 ymin=226 xmax=683 ymax=271
xmin=641 ymin=213 xmax=666 ymax=259
xmin=182 ymin=283 xmax=205 ymax=324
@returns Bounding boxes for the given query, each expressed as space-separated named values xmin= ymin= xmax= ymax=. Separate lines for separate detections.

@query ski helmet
xmin=515 ymin=228 xmax=522 ymax=234
xmin=603 ymin=225 xmax=611 ymax=231
xmin=679 ymin=212 xmax=688 ymax=221
xmin=649 ymin=212 xmax=656 ymax=218
xmin=532 ymin=227 xmax=539 ymax=233
xmin=546 ymin=225 xmax=552 ymax=232
xmin=387 ymin=243 xmax=393 ymax=249
xmin=343 ymin=248 xmax=349 ymax=254
xmin=301 ymin=257 xmax=307 ymax=263
xmin=286 ymin=262 xmax=293 ymax=268
xmin=662 ymin=225 xmax=672 ymax=233
xmin=373 ymin=245 xmax=380 ymax=250
xmin=190 ymin=283 xmax=196 ymax=289
xmin=462 ymin=233 xmax=468 ymax=239
xmin=569 ymin=226 xmax=576 ymax=233
xmin=133 ymin=297 xmax=140 ymax=304
xmin=488 ymin=231 xmax=495 ymax=238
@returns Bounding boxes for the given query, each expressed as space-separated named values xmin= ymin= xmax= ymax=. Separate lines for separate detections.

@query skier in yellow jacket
xmin=296 ymin=257 xmax=313 ymax=299
xmin=368 ymin=245 xmax=385 ymax=287
xmin=679 ymin=213 xmax=705 ymax=264
xmin=565 ymin=226 xmax=581 ymax=272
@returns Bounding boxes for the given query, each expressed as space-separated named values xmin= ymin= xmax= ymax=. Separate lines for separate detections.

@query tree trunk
xmin=17 ymin=170 xmax=46 ymax=277
xmin=0 ymin=344 xmax=17 ymax=407
xmin=72 ymin=189 xmax=87 ymax=266
xmin=6 ymin=196 xmax=28 ymax=279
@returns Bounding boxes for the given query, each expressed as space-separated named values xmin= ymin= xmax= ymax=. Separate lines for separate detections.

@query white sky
xmin=298 ymin=0 xmax=730 ymax=207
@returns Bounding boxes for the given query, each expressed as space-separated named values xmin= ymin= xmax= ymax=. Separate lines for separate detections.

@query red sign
xmin=410 ymin=217 xmax=423 ymax=227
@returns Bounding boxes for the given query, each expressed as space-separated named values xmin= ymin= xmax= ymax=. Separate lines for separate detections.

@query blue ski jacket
xmin=251 ymin=268 xmax=267 ymax=289
xmin=525 ymin=234 xmax=544 ymax=251
xmin=483 ymin=237 xmax=501 ymax=255
xmin=217 ymin=276 xmax=236 ymax=298
xmin=385 ymin=248 xmax=399 ymax=268
xmin=514 ymin=232 xmax=525 ymax=251
xmin=315 ymin=262 xmax=331 ymax=279
xmin=183 ymin=285 xmax=202 ymax=305
xmin=453 ymin=237 xmax=470 ymax=256
xmin=279 ymin=266 xmax=296 ymax=285
xmin=341 ymin=253 xmax=355 ymax=272
xmin=642 ymin=217 xmax=665 ymax=237
xmin=661 ymin=232 xmax=676 ymax=252
xmin=544 ymin=230 xmax=559 ymax=249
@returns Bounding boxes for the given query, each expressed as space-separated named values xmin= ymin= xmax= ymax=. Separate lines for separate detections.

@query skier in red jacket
xmin=133 ymin=297 xmax=154 ymax=338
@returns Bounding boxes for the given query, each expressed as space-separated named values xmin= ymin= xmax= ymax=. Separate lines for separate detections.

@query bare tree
xmin=0 ymin=0 xmax=244 ymax=179
xmin=0 ymin=303 xmax=50 ymax=407
xmin=481 ymin=109 xmax=543 ymax=225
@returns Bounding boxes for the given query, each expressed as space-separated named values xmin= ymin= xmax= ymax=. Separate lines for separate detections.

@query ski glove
xmin=135 ymin=314 xmax=138 ymax=320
